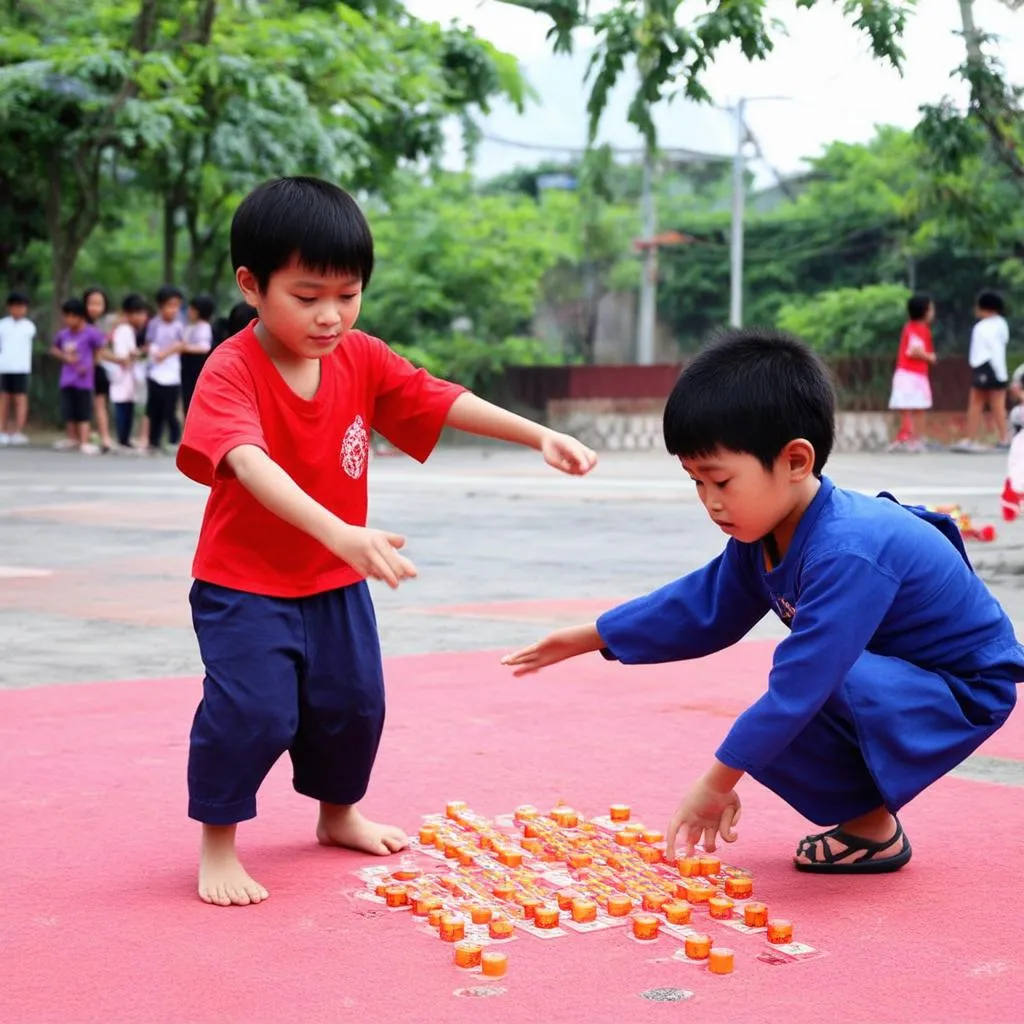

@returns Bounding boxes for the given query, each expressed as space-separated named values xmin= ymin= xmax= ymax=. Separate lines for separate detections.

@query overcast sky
xmin=403 ymin=0 xmax=1024 ymax=186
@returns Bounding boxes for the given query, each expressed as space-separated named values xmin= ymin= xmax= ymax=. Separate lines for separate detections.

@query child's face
xmin=62 ymin=313 xmax=86 ymax=332
xmin=681 ymin=448 xmax=807 ymax=545
xmin=7 ymin=302 xmax=28 ymax=320
xmin=924 ymin=302 xmax=935 ymax=324
xmin=236 ymin=258 xmax=363 ymax=360
xmin=85 ymin=292 xmax=107 ymax=321
xmin=187 ymin=304 xmax=199 ymax=323
xmin=159 ymin=298 xmax=182 ymax=322
xmin=127 ymin=310 xmax=149 ymax=330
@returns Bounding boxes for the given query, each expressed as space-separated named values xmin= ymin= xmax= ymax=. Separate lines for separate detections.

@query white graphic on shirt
xmin=341 ymin=415 xmax=369 ymax=480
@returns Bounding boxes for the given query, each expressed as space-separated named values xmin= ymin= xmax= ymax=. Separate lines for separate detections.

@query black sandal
xmin=793 ymin=819 xmax=912 ymax=874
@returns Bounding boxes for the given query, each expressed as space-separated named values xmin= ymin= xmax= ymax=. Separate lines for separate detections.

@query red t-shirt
xmin=177 ymin=324 xmax=465 ymax=598
xmin=895 ymin=321 xmax=934 ymax=375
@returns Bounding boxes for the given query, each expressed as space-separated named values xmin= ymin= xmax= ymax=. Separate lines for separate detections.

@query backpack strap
xmin=877 ymin=491 xmax=974 ymax=571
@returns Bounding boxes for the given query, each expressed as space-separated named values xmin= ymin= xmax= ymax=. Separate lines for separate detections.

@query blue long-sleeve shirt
xmin=597 ymin=477 xmax=1023 ymax=775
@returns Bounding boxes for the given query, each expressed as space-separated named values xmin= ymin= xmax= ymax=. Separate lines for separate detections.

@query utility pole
xmin=636 ymin=151 xmax=657 ymax=365
xmin=728 ymin=97 xmax=746 ymax=329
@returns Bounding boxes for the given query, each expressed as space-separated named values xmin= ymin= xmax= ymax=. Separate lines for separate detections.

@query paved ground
xmin=2 ymin=442 xmax=1023 ymax=688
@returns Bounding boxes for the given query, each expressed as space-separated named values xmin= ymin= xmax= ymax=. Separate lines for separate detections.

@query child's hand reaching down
xmin=501 ymin=623 xmax=604 ymax=676
xmin=665 ymin=778 xmax=742 ymax=860
xmin=327 ymin=524 xmax=417 ymax=589
xmin=541 ymin=430 xmax=598 ymax=476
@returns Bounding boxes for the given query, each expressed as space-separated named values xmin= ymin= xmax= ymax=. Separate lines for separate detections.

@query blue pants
xmin=187 ymin=581 xmax=385 ymax=825
xmin=748 ymin=650 xmax=1016 ymax=827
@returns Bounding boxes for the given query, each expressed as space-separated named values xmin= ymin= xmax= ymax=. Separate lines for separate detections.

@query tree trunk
xmin=163 ymin=196 xmax=180 ymax=285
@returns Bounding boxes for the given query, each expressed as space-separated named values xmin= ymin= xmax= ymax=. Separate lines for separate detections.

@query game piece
xmin=607 ymin=894 xmax=633 ymax=917
xmin=439 ymin=915 xmax=466 ymax=942
xmin=767 ymin=920 xmax=794 ymax=944
xmin=571 ymin=898 xmax=598 ymax=924
xmin=615 ymin=831 xmax=639 ymax=847
xmin=469 ymin=905 xmax=492 ymax=925
xmin=677 ymin=856 xmax=701 ymax=877
xmin=552 ymin=807 xmax=579 ymax=828
xmin=632 ymin=914 xmax=661 ymax=941
xmin=493 ymin=880 xmax=515 ymax=901
xmin=609 ymin=804 xmax=631 ymax=822
xmin=642 ymin=891 xmax=669 ymax=913
xmin=555 ymin=890 xmax=579 ymax=911
xmin=664 ymin=901 xmax=692 ymax=925
xmin=414 ymin=895 xmax=442 ymax=916
xmin=446 ymin=801 xmax=467 ymax=819
xmin=534 ymin=906 xmax=560 ymax=929
xmin=684 ymin=934 xmax=713 ymax=960
xmin=683 ymin=882 xmax=714 ymax=904
xmin=743 ymin=903 xmax=768 ymax=928
xmin=385 ymin=886 xmax=408 ymax=908
xmin=374 ymin=882 xmax=389 ymax=897
xmin=567 ymin=851 xmax=592 ymax=868
xmin=724 ymin=876 xmax=753 ymax=899
xmin=514 ymin=805 xmax=538 ymax=822
xmin=709 ymin=896 xmax=735 ymax=920
xmin=489 ymin=917 xmax=514 ymax=940
xmin=496 ymin=848 xmax=523 ymax=868
xmin=428 ymin=908 xmax=445 ymax=928
xmin=641 ymin=829 xmax=664 ymax=844
xmin=708 ymin=948 xmax=734 ymax=975
xmin=454 ymin=942 xmax=483 ymax=969
xmin=419 ymin=825 xmax=437 ymax=846
xmin=698 ymin=855 xmax=721 ymax=876
xmin=481 ymin=951 xmax=508 ymax=977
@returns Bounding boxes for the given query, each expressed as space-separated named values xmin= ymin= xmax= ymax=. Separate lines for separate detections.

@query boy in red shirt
xmin=887 ymin=292 xmax=936 ymax=452
xmin=177 ymin=176 xmax=597 ymax=907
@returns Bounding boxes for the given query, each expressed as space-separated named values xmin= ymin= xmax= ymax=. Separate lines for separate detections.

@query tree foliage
xmin=496 ymin=0 xmax=914 ymax=151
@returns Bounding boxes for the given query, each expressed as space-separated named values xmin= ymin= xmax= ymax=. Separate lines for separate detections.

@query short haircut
xmin=906 ymin=293 xmax=932 ymax=321
xmin=82 ymin=286 xmax=109 ymax=313
xmin=121 ymin=293 xmax=149 ymax=313
xmin=230 ymin=176 xmax=374 ymax=292
xmin=976 ymin=289 xmax=1005 ymax=315
xmin=188 ymin=295 xmax=216 ymax=322
xmin=663 ymin=328 xmax=836 ymax=476
xmin=6 ymin=292 xmax=29 ymax=307
xmin=156 ymin=285 xmax=184 ymax=308
xmin=61 ymin=298 xmax=87 ymax=318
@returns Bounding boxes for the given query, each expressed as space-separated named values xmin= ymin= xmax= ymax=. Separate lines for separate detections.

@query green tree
xmin=497 ymin=0 xmax=913 ymax=151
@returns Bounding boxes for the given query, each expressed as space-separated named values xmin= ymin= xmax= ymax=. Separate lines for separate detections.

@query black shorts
xmin=971 ymin=362 xmax=1008 ymax=391
xmin=0 ymin=373 xmax=29 ymax=395
xmin=94 ymin=363 xmax=110 ymax=397
xmin=60 ymin=386 xmax=93 ymax=424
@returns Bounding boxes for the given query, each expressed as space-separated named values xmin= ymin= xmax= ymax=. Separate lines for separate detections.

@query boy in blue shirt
xmin=503 ymin=329 xmax=1022 ymax=874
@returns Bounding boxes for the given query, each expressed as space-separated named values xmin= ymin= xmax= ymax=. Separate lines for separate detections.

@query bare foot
xmin=198 ymin=824 xmax=270 ymax=907
xmin=794 ymin=808 xmax=904 ymax=867
xmin=316 ymin=803 xmax=409 ymax=855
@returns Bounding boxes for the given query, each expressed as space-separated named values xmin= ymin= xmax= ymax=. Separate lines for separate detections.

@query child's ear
xmin=785 ymin=439 xmax=816 ymax=481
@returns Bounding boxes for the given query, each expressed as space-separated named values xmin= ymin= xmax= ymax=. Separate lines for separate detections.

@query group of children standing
xmin=0 ymin=287 xmax=256 ymax=454
xmin=887 ymin=289 xmax=1012 ymax=453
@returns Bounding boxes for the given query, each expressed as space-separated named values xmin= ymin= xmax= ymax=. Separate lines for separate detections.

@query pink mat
xmin=1 ymin=643 xmax=1022 ymax=1023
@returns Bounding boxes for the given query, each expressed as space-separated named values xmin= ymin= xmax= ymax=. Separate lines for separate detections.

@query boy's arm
xmin=224 ymin=445 xmax=415 ymax=589
xmin=445 ymin=392 xmax=596 ymax=475
xmin=503 ymin=545 xmax=769 ymax=674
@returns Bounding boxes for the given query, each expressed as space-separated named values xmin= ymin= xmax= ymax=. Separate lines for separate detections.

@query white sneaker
xmin=53 ymin=438 xmax=77 ymax=451
xmin=9 ymin=433 xmax=28 ymax=446
xmin=80 ymin=442 xmax=101 ymax=456
xmin=0 ymin=433 xmax=9 ymax=446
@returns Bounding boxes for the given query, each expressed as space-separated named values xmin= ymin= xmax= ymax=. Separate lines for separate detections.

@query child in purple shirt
xmin=50 ymin=298 xmax=105 ymax=454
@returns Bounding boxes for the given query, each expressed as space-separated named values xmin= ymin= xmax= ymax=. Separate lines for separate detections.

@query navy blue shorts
xmin=187 ymin=580 xmax=385 ymax=826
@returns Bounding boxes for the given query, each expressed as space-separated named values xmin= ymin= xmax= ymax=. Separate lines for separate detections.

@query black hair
xmin=155 ymin=285 xmax=184 ymax=308
xmin=121 ymin=293 xmax=148 ymax=313
xmin=976 ymin=289 xmax=1005 ymax=315
xmin=82 ymin=286 xmax=109 ymax=322
xmin=230 ymin=176 xmax=374 ymax=292
xmin=6 ymin=292 xmax=29 ymax=307
xmin=61 ymin=298 xmax=88 ymax=318
xmin=663 ymin=327 xmax=836 ymax=476
xmin=906 ymin=293 xmax=932 ymax=321
xmin=188 ymin=295 xmax=216 ymax=322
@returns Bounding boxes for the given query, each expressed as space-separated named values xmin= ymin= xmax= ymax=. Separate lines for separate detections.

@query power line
xmin=479 ymin=132 xmax=731 ymax=163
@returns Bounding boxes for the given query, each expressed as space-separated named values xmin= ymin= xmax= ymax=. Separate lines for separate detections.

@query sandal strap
xmin=797 ymin=820 xmax=904 ymax=865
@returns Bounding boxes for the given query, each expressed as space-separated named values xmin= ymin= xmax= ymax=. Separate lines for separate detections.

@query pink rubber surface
xmin=1 ymin=642 xmax=1021 ymax=1023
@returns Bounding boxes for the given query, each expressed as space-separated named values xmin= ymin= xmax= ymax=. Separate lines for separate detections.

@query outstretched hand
xmin=501 ymin=623 xmax=603 ymax=676
xmin=665 ymin=778 xmax=742 ymax=861
xmin=540 ymin=430 xmax=597 ymax=476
